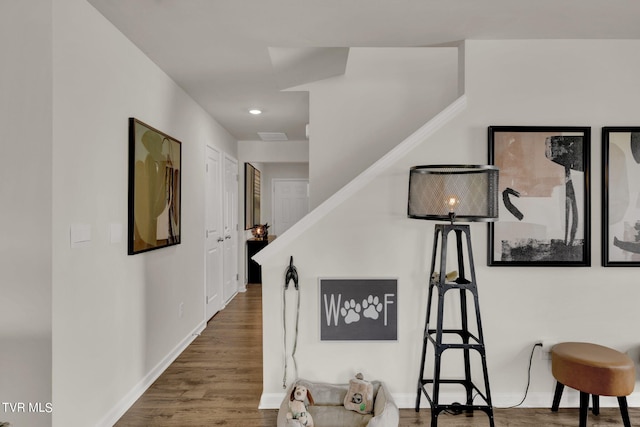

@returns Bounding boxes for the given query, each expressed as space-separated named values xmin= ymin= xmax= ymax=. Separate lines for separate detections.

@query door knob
xmin=217 ymin=237 xmax=224 ymax=242
xmin=225 ymin=235 xmax=231 ymax=239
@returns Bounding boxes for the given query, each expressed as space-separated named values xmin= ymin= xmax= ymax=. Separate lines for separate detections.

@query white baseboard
xmin=96 ymin=321 xmax=207 ymax=427
xmin=259 ymin=392 xmax=286 ymax=409
xmin=260 ymin=390 xmax=640 ymax=410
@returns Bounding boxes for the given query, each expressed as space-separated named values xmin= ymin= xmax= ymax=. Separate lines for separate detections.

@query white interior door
xmin=205 ymin=146 xmax=224 ymax=320
xmin=272 ymin=179 xmax=310 ymax=236
xmin=223 ymin=155 xmax=239 ymax=303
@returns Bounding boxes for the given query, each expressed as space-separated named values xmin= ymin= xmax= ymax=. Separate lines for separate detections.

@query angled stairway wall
xmin=291 ymin=47 xmax=460 ymax=208
xmin=258 ymin=40 xmax=640 ymax=409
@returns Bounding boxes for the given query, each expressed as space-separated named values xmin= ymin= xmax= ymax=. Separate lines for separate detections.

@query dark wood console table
xmin=247 ymin=235 xmax=276 ymax=284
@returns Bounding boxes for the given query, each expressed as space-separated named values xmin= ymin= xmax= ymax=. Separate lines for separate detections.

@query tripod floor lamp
xmin=408 ymin=165 xmax=499 ymax=427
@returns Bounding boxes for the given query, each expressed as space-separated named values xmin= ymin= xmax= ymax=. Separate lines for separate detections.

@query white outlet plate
xmin=539 ymin=340 xmax=556 ymax=360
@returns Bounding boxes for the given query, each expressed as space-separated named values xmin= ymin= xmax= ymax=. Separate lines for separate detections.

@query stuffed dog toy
xmin=286 ymin=384 xmax=314 ymax=427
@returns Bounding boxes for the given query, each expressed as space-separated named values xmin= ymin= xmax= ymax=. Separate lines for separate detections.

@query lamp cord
xmin=446 ymin=342 xmax=542 ymax=415
xmin=500 ymin=342 xmax=543 ymax=409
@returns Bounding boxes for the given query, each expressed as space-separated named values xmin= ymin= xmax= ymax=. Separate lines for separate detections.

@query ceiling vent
xmin=258 ymin=132 xmax=288 ymax=141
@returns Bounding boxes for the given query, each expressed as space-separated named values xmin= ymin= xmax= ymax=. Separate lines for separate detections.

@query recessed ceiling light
xmin=249 ymin=109 xmax=262 ymax=115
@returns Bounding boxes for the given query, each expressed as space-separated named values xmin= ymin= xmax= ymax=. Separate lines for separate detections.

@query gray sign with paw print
xmin=319 ymin=278 xmax=397 ymax=341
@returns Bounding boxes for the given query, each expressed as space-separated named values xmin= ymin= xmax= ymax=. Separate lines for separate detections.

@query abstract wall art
xmin=128 ymin=118 xmax=182 ymax=255
xmin=488 ymin=126 xmax=591 ymax=266
xmin=602 ymin=127 xmax=640 ymax=266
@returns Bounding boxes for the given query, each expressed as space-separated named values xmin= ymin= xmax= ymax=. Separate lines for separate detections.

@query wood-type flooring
xmin=116 ymin=284 xmax=639 ymax=426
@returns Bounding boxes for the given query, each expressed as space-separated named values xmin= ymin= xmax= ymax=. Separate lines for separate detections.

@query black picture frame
xmin=128 ymin=118 xmax=182 ymax=255
xmin=244 ymin=163 xmax=261 ymax=230
xmin=602 ymin=127 xmax=640 ymax=266
xmin=488 ymin=126 xmax=591 ymax=266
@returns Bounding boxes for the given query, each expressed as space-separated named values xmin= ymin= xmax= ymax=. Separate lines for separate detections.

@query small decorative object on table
xmin=251 ymin=223 xmax=269 ymax=240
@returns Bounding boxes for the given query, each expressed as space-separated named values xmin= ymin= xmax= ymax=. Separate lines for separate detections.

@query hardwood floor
xmin=115 ymin=284 xmax=275 ymax=426
xmin=116 ymin=285 xmax=640 ymax=426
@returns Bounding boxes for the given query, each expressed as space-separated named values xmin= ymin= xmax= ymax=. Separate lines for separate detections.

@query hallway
xmin=115 ymin=284 xmax=277 ymax=426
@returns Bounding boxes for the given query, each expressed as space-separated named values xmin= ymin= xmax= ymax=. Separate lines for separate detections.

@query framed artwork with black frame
xmin=602 ymin=127 xmax=640 ymax=266
xmin=244 ymin=163 xmax=261 ymax=230
xmin=128 ymin=118 xmax=182 ymax=255
xmin=319 ymin=278 xmax=397 ymax=341
xmin=488 ymin=126 xmax=591 ymax=266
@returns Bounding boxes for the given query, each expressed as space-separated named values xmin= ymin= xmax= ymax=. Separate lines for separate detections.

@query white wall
xmin=0 ymin=1 xmax=52 ymax=426
xmin=260 ymin=40 xmax=640 ymax=409
xmin=302 ymin=47 xmax=459 ymax=208
xmin=238 ymin=140 xmax=309 ymax=164
xmin=51 ymin=0 xmax=236 ymax=425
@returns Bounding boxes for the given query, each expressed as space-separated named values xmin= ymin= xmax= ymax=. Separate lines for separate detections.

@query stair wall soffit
xmin=268 ymin=47 xmax=350 ymax=90
xmin=252 ymin=94 xmax=468 ymax=266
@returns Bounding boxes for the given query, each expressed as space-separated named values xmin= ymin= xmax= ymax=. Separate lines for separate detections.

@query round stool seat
xmin=551 ymin=342 xmax=635 ymax=397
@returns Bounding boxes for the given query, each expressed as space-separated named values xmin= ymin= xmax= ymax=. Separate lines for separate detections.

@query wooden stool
xmin=551 ymin=342 xmax=635 ymax=427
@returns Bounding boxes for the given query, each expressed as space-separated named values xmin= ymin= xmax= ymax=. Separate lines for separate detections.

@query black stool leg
xmin=579 ymin=392 xmax=589 ymax=427
xmin=618 ymin=396 xmax=632 ymax=427
xmin=551 ymin=382 xmax=564 ymax=412
xmin=591 ymin=394 xmax=599 ymax=415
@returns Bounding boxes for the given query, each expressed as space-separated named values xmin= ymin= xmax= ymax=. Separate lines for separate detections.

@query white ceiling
xmin=87 ymin=0 xmax=640 ymax=141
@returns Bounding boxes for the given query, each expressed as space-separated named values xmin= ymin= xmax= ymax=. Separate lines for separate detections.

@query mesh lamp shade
xmin=408 ymin=165 xmax=499 ymax=222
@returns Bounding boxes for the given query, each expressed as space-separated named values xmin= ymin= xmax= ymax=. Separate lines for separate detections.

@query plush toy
xmin=344 ymin=373 xmax=374 ymax=414
xmin=286 ymin=384 xmax=315 ymax=427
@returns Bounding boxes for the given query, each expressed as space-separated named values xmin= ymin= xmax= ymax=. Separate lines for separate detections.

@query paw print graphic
xmin=362 ymin=295 xmax=383 ymax=320
xmin=340 ymin=299 xmax=361 ymax=324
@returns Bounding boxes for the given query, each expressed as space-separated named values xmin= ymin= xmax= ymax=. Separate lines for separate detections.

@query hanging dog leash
xmin=282 ymin=256 xmax=300 ymax=389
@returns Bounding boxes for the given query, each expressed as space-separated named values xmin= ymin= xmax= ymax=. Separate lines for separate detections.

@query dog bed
xmin=277 ymin=379 xmax=399 ymax=427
